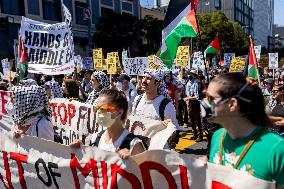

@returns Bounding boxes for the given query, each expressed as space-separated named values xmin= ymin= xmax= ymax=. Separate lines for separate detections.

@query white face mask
xmin=6 ymin=101 xmax=15 ymax=115
xmin=96 ymin=111 xmax=116 ymax=128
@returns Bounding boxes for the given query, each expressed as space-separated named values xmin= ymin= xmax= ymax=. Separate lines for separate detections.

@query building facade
xmin=198 ymin=0 xmax=254 ymax=35
xmin=253 ymin=0 xmax=274 ymax=48
xmin=0 ymin=0 xmax=140 ymax=59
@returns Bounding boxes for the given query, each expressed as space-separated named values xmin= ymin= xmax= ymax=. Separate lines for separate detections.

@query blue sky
xmin=139 ymin=0 xmax=284 ymax=26
xmin=274 ymin=0 xmax=284 ymax=26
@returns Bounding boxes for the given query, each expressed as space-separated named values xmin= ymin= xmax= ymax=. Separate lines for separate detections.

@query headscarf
xmin=143 ymin=69 xmax=170 ymax=99
xmin=86 ymin=71 xmax=110 ymax=104
xmin=12 ymin=84 xmax=51 ymax=127
xmin=19 ymin=79 xmax=38 ymax=87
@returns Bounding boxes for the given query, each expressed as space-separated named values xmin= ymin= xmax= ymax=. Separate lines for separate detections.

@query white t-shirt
xmin=25 ymin=117 xmax=54 ymax=141
xmin=90 ymin=129 xmax=143 ymax=153
xmin=124 ymin=88 xmax=137 ymax=113
xmin=132 ymin=94 xmax=181 ymax=130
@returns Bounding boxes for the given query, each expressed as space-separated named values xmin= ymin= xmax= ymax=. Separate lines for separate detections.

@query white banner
xmin=20 ymin=17 xmax=75 ymax=75
xmin=192 ymin=52 xmax=205 ymax=70
xmin=269 ymin=53 xmax=278 ymax=69
xmin=128 ymin=115 xmax=176 ymax=150
xmin=50 ymin=98 xmax=99 ymax=145
xmin=82 ymin=57 xmax=93 ymax=70
xmin=123 ymin=57 xmax=148 ymax=75
xmin=0 ymin=132 xmax=275 ymax=189
xmin=1 ymin=58 xmax=9 ymax=75
xmin=0 ymin=91 xmax=13 ymax=132
xmin=254 ymin=45 xmax=261 ymax=61
xmin=224 ymin=53 xmax=235 ymax=66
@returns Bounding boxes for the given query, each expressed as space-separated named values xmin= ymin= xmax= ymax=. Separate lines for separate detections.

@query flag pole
xmin=192 ymin=0 xmax=210 ymax=83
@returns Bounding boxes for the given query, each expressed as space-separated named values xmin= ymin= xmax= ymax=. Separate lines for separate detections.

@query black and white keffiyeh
xmin=12 ymin=85 xmax=52 ymax=127
xmin=86 ymin=71 xmax=110 ymax=104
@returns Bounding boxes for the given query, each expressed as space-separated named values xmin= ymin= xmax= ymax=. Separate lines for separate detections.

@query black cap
xmin=117 ymin=74 xmax=130 ymax=82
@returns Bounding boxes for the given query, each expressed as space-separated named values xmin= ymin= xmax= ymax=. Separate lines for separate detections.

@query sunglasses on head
xmin=94 ymin=105 xmax=118 ymax=113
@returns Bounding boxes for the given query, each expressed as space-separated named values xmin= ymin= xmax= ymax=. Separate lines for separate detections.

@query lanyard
xmin=219 ymin=128 xmax=267 ymax=169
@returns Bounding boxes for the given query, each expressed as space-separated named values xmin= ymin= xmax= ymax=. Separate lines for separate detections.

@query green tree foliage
xmin=93 ymin=12 xmax=139 ymax=53
xmin=198 ymin=11 xmax=249 ymax=56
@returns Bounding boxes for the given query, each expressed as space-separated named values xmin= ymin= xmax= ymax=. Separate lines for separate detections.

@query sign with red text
xmin=0 ymin=90 xmax=13 ymax=132
xmin=0 ymin=132 xmax=275 ymax=189
xmin=49 ymin=98 xmax=100 ymax=145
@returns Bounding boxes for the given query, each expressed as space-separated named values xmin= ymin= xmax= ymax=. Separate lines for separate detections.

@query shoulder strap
xmin=159 ymin=98 xmax=171 ymax=121
xmin=119 ymin=133 xmax=136 ymax=150
xmin=90 ymin=130 xmax=106 ymax=147
xmin=134 ymin=95 xmax=143 ymax=111
xmin=36 ymin=116 xmax=44 ymax=137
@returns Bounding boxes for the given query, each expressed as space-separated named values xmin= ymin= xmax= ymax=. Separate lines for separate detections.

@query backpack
xmin=90 ymin=130 xmax=149 ymax=150
xmin=134 ymin=95 xmax=171 ymax=121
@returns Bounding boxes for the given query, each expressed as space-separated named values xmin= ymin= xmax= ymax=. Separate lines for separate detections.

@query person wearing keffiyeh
xmin=9 ymin=84 xmax=54 ymax=141
xmin=85 ymin=71 xmax=110 ymax=105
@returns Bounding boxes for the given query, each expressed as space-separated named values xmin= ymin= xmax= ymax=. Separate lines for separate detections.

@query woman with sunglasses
xmin=70 ymin=89 xmax=145 ymax=159
xmin=206 ymin=73 xmax=284 ymax=188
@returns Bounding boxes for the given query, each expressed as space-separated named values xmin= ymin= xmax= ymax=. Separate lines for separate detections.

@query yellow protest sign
xmin=148 ymin=55 xmax=160 ymax=70
xmin=93 ymin=48 xmax=103 ymax=69
xmin=229 ymin=57 xmax=246 ymax=72
xmin=176 ymin=46 xmax=189 ymax=67
xmin=106 ymin=53 xmax=117 ymax=74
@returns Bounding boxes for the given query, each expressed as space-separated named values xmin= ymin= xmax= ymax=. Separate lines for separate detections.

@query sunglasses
xmin=206 ymin=94 xmax=223 ymax=104
xmin=94 ymin=105 xmax=118 ymax=113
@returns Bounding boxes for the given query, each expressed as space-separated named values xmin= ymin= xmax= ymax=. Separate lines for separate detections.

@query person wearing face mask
xmin=85 ymin=71 xmax=110 ymax=105
xmin=9 ymin=83 xmax=54 ymax=141
xmin=205 ymin=73 xmax=284 ymax=188
xmin=70 ymin=89 xmax=145 ymax=159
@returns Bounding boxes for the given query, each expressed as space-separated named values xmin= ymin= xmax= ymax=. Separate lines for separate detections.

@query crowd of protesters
xmin=0 ymin=65 xmax=284 ymax=188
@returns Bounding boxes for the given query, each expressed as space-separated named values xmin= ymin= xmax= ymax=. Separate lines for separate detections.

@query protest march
xmin=0 ymin=0 xmax=283 ymax=188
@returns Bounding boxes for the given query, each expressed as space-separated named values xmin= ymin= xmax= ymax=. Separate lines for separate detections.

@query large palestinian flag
xmin=160 ymin=0 xmax=198 ymax=68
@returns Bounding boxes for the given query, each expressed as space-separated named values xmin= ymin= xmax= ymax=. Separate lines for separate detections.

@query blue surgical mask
xmin=6 ymin=101 xmax=15 ymax=115
xmin=96 ymin=112 xmax=116 ymax=128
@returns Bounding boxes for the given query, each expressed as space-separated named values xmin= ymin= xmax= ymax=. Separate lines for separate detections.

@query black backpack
xmin=134 ymin=95 xmax=171 ymax=121
xmin=90 ymin=130 xmax=149 ymax=150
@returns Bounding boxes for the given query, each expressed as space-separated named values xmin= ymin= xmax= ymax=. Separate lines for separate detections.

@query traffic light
xmin=0 ymin=17 xmax=9 ymax=34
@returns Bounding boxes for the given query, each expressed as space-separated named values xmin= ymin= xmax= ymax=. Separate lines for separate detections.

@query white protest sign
xmin=20 ymin=17 xmax=75 ymax=75
xmin=128 ymin=115 xmax=176 ymax=150
xmin=74 ymin=55 xmax=83 ymax=69
xmin=0 ymin=132 xmax=276 ymax=189
xmin=122 ymin=49 xmax=128 ymax=60
xmin=50 ymin=98 xmax=99 ymax=145
xmin=269 ymin=53 xmax=278 ymax=69
xmin=1 ymin=59 xmax=9 ymax=74
xmin=82 ymin=57 xmax=93 ymax=70
xmin=192 ymin=51 xmax=205 ymax=70
xmin=254 ymin=45 xmax=261 ymax=61
xmin=123 ymin=57 xmax=148 ymax=75
xmin=224 ymin=53 xmax=235 ymax=66
xmin=0 ymin=90 xmax=13 ymax=132
xmin=212 ymin=57 xmax=217 ymax=70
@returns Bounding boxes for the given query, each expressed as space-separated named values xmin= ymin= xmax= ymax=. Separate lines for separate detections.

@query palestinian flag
xmin=160 ymin=0 xmax=198 ymax=68
xmin=18 ymin=35 xmax=28 ymax=80
xmin=205 ymin=36 xmax=221 ymax=55
xmin=248 ymin=36 xmax=258 ymax=81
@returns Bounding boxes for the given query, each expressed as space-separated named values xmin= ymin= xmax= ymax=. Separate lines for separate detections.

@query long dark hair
xmin=99 ymin=89 xmax=128 ymax=122
xmin=211 ymin=72 xmax=271 ymax=127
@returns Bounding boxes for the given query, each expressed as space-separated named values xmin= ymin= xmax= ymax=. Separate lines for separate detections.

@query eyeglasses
xmin=94 ymin=105 xmax=118 ymax=113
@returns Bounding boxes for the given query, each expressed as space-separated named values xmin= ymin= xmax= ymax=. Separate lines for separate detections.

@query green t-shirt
xmin=209 ymin=127 xmax=284 ymax=187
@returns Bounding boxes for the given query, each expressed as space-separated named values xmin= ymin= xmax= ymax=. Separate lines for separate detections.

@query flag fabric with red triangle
xmin=160 ymin=0 xmax=198 ymax=68
xmin=248 ymin=36 xmax=258 ymax=81
xmin=205 ymin=36 xmax=221 ymax=55
xmin=18 ymin=35 xmax=29 ymax=79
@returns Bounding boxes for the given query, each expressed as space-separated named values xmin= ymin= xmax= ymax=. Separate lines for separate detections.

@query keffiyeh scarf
xmin=86 ymin=71 xmax=110 ymax=104
xmin=12 ymin=85 xmax=52 ymax=127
